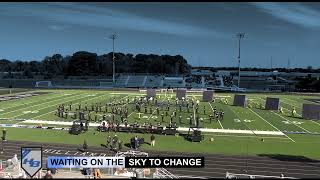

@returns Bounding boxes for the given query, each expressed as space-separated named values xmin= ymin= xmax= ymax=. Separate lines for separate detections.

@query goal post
xmin=35 ymin=81 xmax=52 ymax=88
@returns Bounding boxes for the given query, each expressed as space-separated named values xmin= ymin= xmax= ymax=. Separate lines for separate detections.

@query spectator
xmin=134 ymin=136 xmax=139 ymax=150
xmin=80 ymin=122 xmax=84 ymax=131
xmin=150 ymin=134 xmax=156 ymax=147
xmin=83 ymin=139 xmax=88 ymax=152
xmin=94 ymin=168 xmax=102 ymax=179
xmin=118 ymin=140 xmax=123 ymax=151
xmin=43 ymin=170 xmax=53 ymax=179
xmin=2 ymin=128 xmax=7 ymax=141
xmin=50 ymin=168 xmax=58 ymax=175
xmin=83 ymin=168 xmax=92 ymax=176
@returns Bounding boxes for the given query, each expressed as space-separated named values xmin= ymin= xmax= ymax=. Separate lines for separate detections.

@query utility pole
xmin=287 ymin=58 xmax=291 ymax=70
xmin=109 ymin=33 xmax=117 ymax=85
xmin=236 ymin=33 xmax=245 ymax=88
xmin=270 ymin=56 xmax=273 ymax=71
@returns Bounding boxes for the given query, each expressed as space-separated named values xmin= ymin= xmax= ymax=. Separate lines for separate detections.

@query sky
xmin=0 ymin=2 xmax=320 ymax=68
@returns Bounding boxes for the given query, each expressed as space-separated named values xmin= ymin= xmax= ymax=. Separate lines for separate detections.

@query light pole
xmin=236 ymin=33 xmax=245 ymax=88
xmin=109 ymin=33 xmax=117 ymax=85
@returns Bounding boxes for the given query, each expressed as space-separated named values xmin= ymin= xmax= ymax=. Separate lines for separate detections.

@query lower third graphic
xmin=21 ymin=147 xmax=42 ymax=177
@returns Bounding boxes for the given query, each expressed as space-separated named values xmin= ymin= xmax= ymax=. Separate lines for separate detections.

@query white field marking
xmin=281 ymin=106 xmax=302 ymax=117
xmin=204 ymin=133 xmax=290 ymax=140
xmin=0 ymin=93 xmax=65 ymax=110
xmin=22 ymin=111 xmax=39 ymax=114
xmin=226 ymin=105 xmax=254 ymax=132
xmin=248 ymin=108 xmax=295 ymax=142
xmin=310 ymin=120 xmax=320 ymax=127
xmin=120 ymin=95 xmax=135 ymax=107
xmin=31 ymin=94 xmax=131 ymax=120
xmin=177 ymin=175 xmax=208 ymax=179
xmin=216 ymin=95 xmax=231 ymax=98
xmin=283 ymin=97 xmax=302 ymax=105
xmin=146 ymin=110 xmax=157 ymax=121
xmin=9 ymin=119 xmax=286 ymax=136
xmin=127 ymin=111 xmax=134 ymax=118
xmin=95 ymin=94 xmax=131 ymax=110
xmin=281 ymin=100 xmax=302 ymax=115
xmin=208 ymin=102 xmax=223 ymax=129
xmin=192 ymin=96 xmax=196 ymax=125
xmin=0 ymin=93 xmax=67 ymax=112
xmin=281 ymin=99 xmax=299 ymax=108
xmin=0 ymin=93 xmax=80 ymax=116
xmin=272 ymin=111 xmax=311 ymax=133
xmin=177 ymin=127 xmax=285 ymax=135
xmin=29 ymin=93 xmax=108 ymax=119
xmin=247 ymin=107 xmax=283 ymax=131
xmin=3 ymin=93 xmax=85 ymax=118
xmin=257 ymin=97 xmax=266 ymax=103
xmin=110 ymin=93 xmax=142 ymax=96
xmin=104 ymin=94 xmax=131 ymax=111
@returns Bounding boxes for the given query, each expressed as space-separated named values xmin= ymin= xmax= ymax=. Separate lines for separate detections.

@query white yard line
xmin=206 ymin=134 xmax=290 ymax=140
xmin=110 ymin=93 xmax=142 ymax=96
xmin=0 ymin=93 xmax=64 ymax=110
xmin=216 ymin=95 xmax=231 ymax=98
xmin=248 ymin=108 xmax=295 ymax=142
xmin=272 ymin=111 xmax=311 ymax=133
xmin=208 ymin=102 xmax=223 ymax=129
xmin=281 ymin=106 xmax=301 ymax=116
xmin=281 ymin=100 xmax=302 ymax=116
xmin=227 ymin=106 xmax=257 ymax=136
xmin=281 ymin=100 xmax=299 ymax=108
xmin=32 ymin=94 xmax=131 ymax=120
xmin=30 ymin=94 xmax=113 ymax=120
xmin=192 ymin=96 xmax=196 ymax=125
xmin=310 ymin=120 xmax=320 ymax=128
xmin=9 ymin=93 xmax=87 ymax=118
xmin=258 ymin=97 xmax=303 ymax=116
xmin=146 ymin=110 xmax=157 ymax=121
xmin=127 ymin=111 xmax=134 ymax=118
xmin=0 ymin=93 xmax=79 ymax=115
xmin=280 ymin=99 xmax=313 ymax=120
xmin=283 ymin=97 xmax=301 ymax=105
xmin=5 ymin=119 xmax=286 ymax=136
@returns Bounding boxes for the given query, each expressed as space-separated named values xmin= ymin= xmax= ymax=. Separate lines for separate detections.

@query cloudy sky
xmin=0 ymin=2 xmax=319 ymax=68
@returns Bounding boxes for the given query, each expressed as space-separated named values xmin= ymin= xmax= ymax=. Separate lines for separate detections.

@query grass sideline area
xmin=2 ymin=127 xmax=320 ymax=159
xmin=0 ymin=89 xmax=320 ymax=159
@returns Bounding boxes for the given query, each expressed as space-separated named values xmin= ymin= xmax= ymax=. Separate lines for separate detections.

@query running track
xmin=0 ymin=140 xmax=319 ymax=179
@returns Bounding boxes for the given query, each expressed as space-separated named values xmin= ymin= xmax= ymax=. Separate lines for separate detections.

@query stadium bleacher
xmin=115 ymin=75 xmax=130 ymax=87
xmin=145 ymin=75 xmax=162 ymax=88
xmin=126 ymin=75 xmax=146 ymax=88
xmin=163 ymin=77 xmax=185 ymax=88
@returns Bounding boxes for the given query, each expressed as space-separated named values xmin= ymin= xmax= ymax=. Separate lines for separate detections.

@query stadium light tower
xmin=109 ymin=33 xmax=117 ymax=84
xmin=236 ymin=33 xmax=245 ymax=88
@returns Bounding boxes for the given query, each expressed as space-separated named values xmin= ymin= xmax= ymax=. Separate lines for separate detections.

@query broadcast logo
xmin=21 ymin=147 xmax=42 ymax=177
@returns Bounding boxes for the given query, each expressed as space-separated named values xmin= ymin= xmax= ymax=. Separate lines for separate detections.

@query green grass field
xmin=0 ymin=89 xmax=320 ymax=159
xmin=0 ymin=88 xmax=32 ymax=95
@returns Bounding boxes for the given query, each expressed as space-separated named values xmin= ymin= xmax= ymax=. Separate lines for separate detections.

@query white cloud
xmin=252 ymin=2 xmax=320 ymax=28
xmin=0 ymin=2 xmax=227 ymax=39
xmin=48 ymin=25 xmax=66 ymax=31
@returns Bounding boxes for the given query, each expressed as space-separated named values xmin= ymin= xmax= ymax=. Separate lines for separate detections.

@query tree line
xmin=0 ymin=51 xmax=192 ymax=79
xmin=192 ymin=66 xmax=320 ymax=73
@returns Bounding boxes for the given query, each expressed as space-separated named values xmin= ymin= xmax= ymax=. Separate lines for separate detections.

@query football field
xmin=0 ymin=89 xmax=320 ymax=158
